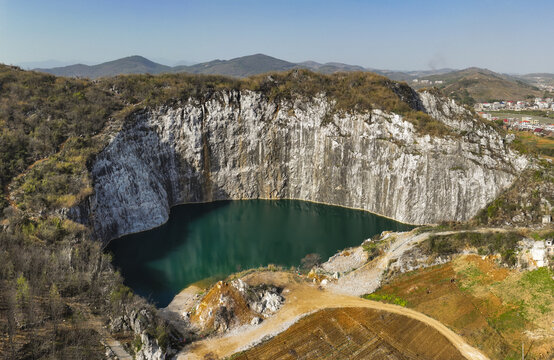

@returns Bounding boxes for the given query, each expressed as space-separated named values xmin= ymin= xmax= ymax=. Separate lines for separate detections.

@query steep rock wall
xmin=83 ymin=91 xmax=527 ymax=241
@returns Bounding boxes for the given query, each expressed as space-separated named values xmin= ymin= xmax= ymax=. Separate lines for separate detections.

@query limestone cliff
xmin=76 ymin=90 xmax=527 ymax=241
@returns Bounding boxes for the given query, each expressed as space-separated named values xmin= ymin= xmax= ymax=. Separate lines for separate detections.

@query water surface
xmin=106 ymin=200 xmax=413 ymax=306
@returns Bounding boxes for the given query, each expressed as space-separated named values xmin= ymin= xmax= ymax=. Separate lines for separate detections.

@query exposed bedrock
xmin=76 ymin=90 xmax=527 ymax=241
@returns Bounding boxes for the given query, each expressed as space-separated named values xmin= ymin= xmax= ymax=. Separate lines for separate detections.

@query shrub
xmin=300 ymin=253 xmax=322 ymax=269
xmin=421 ymin=231 xmax=523 ymax=265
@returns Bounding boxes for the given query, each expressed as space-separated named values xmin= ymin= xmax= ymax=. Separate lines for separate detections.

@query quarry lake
xmin=106 ymin=200 xmax=413 ymax=306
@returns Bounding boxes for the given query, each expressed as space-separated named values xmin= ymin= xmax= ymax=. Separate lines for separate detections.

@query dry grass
xmin=512 ymin=131 xmax=554 ymax=159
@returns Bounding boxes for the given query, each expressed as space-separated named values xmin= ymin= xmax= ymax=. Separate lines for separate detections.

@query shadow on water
xmin=106 ymin=200 xmax=413 ymax=307
xmin=105 ymin=200 xmax=231 ymax=303
xmin=106 ymin=200 xmax=231 ymax=263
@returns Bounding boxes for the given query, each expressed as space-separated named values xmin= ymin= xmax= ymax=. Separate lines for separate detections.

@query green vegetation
xmin=362 ymin=241 xmax=381 ymax=261
xmin=375 ymin=256 xmax=554 ymax=360
xmin=474 ymin=162 xmax=554 ymax=226
xmin=362 ymin=233 xmax=400 ymax=262
xmin=362 ymin=293 xmax=408 ymax=307
xmin=421 ymin=231 xmax=523 ymax=266
xmin=246 ymin=70 xmax=455 ymax=136
xmin=102 ymin=69 xmax=455 ymax=136
xmin=510 ymin=131 xmax=554 ymax=158
xmin=456 ymin=264 xmax=485 ymax=291
xmin=0 ymin=65 xmax=122 ymax=210
xmin=490 ymin=109 xmax=554 ymax=120
xmin=147 ymin=324 xmax=170 ymax=352
xmin=131 ymin=335 xmax=143 ymax=354
xmin=449 ymin=89 xmax=476 ymax=106
xmin=519 ymin=267 xmax=554 ymax=295
xmin=414 ymin=221 xmax=473 ymax=234
xmin=490 ymin=307 xmax=526 ymax=333
xmin=488 ymin=267 xmax=554 ymax=333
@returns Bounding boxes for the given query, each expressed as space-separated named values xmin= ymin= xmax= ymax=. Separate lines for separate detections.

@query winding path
xmin=70 ymin=303 xmax=133 ymax=360
xmin=176 ymin=229 xmax=509 ymax=360
xmin=177 ymin=274 xmax=489 ymax=360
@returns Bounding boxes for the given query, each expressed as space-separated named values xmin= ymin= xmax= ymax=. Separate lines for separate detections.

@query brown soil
xmin=177 ymin=271 xmax=488 ymax=360
xmin=374 ymin=255 xmax=553 ymax=360
xmin=234 ymin=307 xmax=467 ymax=360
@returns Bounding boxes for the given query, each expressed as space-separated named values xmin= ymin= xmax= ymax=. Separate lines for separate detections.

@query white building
xmin=538 ymin=102 xmax=549 ymax=109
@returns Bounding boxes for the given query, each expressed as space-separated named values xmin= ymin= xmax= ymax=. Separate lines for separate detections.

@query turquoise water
xmin=106 ymin=200 xmax=413 ymax=306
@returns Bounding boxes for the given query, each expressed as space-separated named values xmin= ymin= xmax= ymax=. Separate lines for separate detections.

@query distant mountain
xmin=514 ymin=73 xmax=554 ymax=88
xmin=516 ymin=73 xmax=554 ymax=81
xmin=35 ymin=53 xmax=458 ymax=80
xmin=297 ymin=61 xmax=366 ymax=74
xmin=17 ymin=60 xmax=84 ymax=70
xmin=173 ymin=60 xmax=197 ymax=66
xmin=173 ymin=54 xmax=296 ymax=77
xmin=36 ymin=55 xmax=171 ymax=78
xmin=374 ymin=68 xmax=456 ymax=82
xmin=36 ymin=54 xmax=550 ymax=100
xmin=410 ymin=67 xmax=544 ymax=104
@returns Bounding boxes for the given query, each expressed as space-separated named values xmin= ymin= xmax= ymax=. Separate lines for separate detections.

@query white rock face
xmin=135 ymin=333 xmax=164 ymax=360
xmin=78 ymin=90 xmax=527 ymax=241
xmin=322 ymin=247 xmax=368 ymax=274
xmin=257 ymin=291 xmax=284 ymax=315
xmin=530 ymin=241 xmax=547 ymax=268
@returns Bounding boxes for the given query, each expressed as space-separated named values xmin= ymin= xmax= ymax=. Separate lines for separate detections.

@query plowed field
xmin=234 ymin=307 xmax=466 ymax=360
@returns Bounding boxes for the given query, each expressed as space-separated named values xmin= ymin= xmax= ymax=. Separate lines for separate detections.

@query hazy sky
xmin=1 ymin=0 xmax=553 ymax=73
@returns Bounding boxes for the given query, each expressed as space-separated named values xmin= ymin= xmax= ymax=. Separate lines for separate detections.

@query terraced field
xmin=233 ymin=307 xmax=466 ymax=360
xmin=371 ymin=255 xmax=554 ymax=359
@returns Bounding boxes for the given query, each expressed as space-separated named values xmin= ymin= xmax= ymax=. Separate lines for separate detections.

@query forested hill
xmin=0 ymin=63 xmax=549 ymax=359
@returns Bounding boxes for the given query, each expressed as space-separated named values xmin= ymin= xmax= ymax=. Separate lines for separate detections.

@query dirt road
xmin=177 ymin=272 xmax=489 ymax=360
xmin=328 ymin=228 xmax=508 ymax=296
xmin=175 ymin=229 xmax=510 ymax=360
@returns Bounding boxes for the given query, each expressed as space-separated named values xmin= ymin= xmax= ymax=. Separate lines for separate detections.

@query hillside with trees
xmin=412 ymin=68 xmax=545 ymax=105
